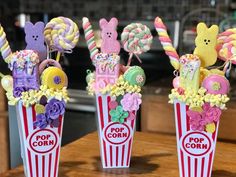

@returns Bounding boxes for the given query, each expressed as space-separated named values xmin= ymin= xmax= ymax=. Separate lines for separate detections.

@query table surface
xmin=2 ymin=132 xmax=236 ymax=177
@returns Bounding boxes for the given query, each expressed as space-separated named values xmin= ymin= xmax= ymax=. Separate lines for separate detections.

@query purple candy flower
xmin=45 ymin=98 xmax=65 ymax=119
xmin=34 ymin=113 xmax=48 ymax=129
xmin=14 ymin=87 xmax=27 ymax=97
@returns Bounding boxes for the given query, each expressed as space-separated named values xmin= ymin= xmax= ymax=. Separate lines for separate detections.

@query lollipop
xmin=44 ymin=17 xmax=79 ymax=61
xmin=217 ymin=29 xmax=236 ymax=65
xmin=154 ymin=17 xmax=180 ymax=70
xmin=0 ymin=24 xmax=12 ymax=63
xmin=121 ymin=23 xmax=153 ymax=66
xmin=82 ymin=17 xmax=99 ymax=61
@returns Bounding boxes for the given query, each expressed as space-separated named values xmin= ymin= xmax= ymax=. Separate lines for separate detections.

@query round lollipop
xmin=121 ymin=23 xmax=153 ymax=66
xmin=44 ymin=17 xmax=79 ymax=61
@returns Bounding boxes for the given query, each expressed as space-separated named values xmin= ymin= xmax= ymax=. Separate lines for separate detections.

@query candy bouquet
xmin=155 ymin=17 xmax=234 ymax=177
xmin=83 ymin=17 xmax=153 ymax=168
xmin=0 ymin=17 xmax=79 ymax=177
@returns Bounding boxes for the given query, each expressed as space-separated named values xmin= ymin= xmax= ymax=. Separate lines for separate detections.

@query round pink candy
xmin=173 ymin=76 xmax=180 ymax=88
xmin=202 ymin=74 xmax=230 ymax=94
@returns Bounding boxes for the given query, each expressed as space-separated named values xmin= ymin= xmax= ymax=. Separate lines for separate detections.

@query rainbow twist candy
xmin=121 ymin=23 xmax=152 ymax=55
xmin=82 ymin=17 xmax=99 ymax=61
xmin=0 ymin=24 xmax=12 ymax=63
xmin=44 ymin=17 xmax=79 ymax=52
xmin=217 ymin=28 xmax=236 ymax=64
xmin=154 ymin=17 xmax=180 ymax=70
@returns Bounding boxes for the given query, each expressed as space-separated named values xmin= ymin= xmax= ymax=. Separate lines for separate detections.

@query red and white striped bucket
xmin=16 ymin=101 xmax=64 ymax=177
xmin=174 ymin=100 xmax=219 ymax=177
xmin=95 ymin=94 xmax=136 ymax=168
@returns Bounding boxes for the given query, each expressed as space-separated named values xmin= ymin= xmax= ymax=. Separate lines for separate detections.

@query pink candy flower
xmin=187 ymin=103 xmax=222 ymax=132
xmin=203 ymin=103 xmax=222 ymax=123
xmin=120 ymin=93 xmax=142 ymax=111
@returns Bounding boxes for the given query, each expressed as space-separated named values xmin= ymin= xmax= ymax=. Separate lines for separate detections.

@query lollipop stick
xmin=127 ymin=53 xmax=133 ymax=66
xmin=56 ymin=52 xmax=61 ymax=62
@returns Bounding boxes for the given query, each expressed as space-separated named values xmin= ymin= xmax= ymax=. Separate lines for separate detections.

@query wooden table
xmin=2 ymin=132 xmax=236 ymax=177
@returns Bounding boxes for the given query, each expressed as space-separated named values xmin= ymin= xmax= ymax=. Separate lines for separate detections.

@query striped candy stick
xmin=82 ymin=17 xmax=99 ymax=61
xmin=0 ymin=24 xmax=12 ymax=63
xmin=154 ymin=17 xmax=180 ymax=70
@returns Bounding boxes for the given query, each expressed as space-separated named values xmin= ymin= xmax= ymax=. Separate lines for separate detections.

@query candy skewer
xmin=82 ymin=17 xmax=99 ymax=61
xmin=154 ymin=17 xmax=180 ymax=70
xmin=0 ymin=24 xmax=12 ymax=63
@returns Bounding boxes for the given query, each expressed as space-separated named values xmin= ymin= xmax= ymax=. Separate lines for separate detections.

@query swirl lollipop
xmin=121 ymin=23 xmax=153 ymax=66
xmin=44 ymin=17 xmax=79 ymax=61
xmin=0 ymin=24 xmax=12 ymax=63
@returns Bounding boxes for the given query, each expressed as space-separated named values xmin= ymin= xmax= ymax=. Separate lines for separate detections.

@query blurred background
xmin=1 ymin=0 xmax=236 ymax=173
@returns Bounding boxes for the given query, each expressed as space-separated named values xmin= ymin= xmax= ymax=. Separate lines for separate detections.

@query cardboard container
xmin=174 ymin=100 xmax=219 ymax=177
xmin=95 ymin=94 xmax=136 ymax=168
xmin=16 ymin=101 xmax=64 ymax=177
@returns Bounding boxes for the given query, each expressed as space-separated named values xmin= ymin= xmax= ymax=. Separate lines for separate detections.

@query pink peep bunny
xmin=99 ymin=17 xmax=120 ymax=54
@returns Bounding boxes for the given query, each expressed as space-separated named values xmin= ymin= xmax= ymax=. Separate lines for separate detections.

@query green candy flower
xmin=109 ymin=106 xmax=129 ymax=123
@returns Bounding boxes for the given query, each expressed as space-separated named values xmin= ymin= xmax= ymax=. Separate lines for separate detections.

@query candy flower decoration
xmin=121 ymin=23 xmax=153 ymax=66
xmin=154 ymin=17 xmax=180 ymax=70
xmin=109 ymin=105 xmax=129 ymax=124
xmin=44 ymin=17 xmax=79 ymax=61
xmin=0 ymin=24 xmax=12 ymax=64
xmin=120 ymin=93 xmax=142 ymax=111
xmin=82 ymin=17 xmax=99 ymax=61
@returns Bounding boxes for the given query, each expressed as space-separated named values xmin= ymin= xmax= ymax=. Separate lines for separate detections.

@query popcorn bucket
xmin=16 ymin=101 xmax=64 ymax=177
xmin=174 ymin=100 xmax=220 ymax=177
xmin=95 ymin=94 xmax=136 ymax=168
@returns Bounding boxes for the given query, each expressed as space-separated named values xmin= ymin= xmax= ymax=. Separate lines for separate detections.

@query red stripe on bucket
xmin=98 ymin=96 xmax=104 ymax=129
xmin=110 ymin=145 xmax=113 ymax=167
xmin=54 ymin=147 xmax=59 ymax=177
xmin=116 ymin=146 xmax=119 ymax=166
xmin=188 ymin=156 xmax=191 ymax=177
xmin=180 ymin=150 xmax=185 ymax=177
xmin=107 ymin=96 xmax=111 ymax=122
xmin=195 ymin=158 xmax=198 ymax=177
xmin=48 ymin=153 xmax=52 ymax=177
xmin=186 ymin=105 xmax=190 ymax=131
xmin=42 ymin=156 xmax=45 ymax=177
xmin=103 ymin=140 xmax=107 ymax=167
xmin=22 ymin=106 xmax=29 ymax=137
xmin=58 ymin=115 xmax=63 ymax=135
xmin=201 ymin=158 xmax=205 ymax=177
xmin=126 ymin=139 xmax=132 ymax=166
xmin=32 ymin=105 xmax=36 ymax=129
xmin=207 ymin=152 xmax=213 ymax=177
xmin=35 ymin=155 xmax=39 ymax=177
xmin=121 ymin=145 xmax=125 ymax=166
xmin=176 ymin=103 xmax=182 ymax=139
xmin=27 ymin=150 xmax=33 ymax=177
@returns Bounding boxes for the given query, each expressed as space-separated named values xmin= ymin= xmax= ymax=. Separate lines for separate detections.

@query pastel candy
xmin=202 ymin=74 xmax=230 ymax=94
xmin=25 ymin=21 xmax=47 ymax=61
xmin=124 ymin=66 xmax=146 ymax=86
xmin=41 ymin=67 xmax=68 ymax=89
xmin=99 ymin=17 xmax=120 ymax=54
xmin=193 ymin=22 xmax=219 ymax=67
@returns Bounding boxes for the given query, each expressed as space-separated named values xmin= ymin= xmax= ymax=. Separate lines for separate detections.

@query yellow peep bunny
xmin=193 ymin=23 xmax=219 ymax=67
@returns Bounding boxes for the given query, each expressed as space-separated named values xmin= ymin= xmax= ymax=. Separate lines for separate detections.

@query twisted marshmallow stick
xmin=0 ymin=24 xmax=12 ymax=63
xmin=154 ymin=17 xmax=180 ymax=70
xmin=82 ymin=17 xmax=99 ymax=61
